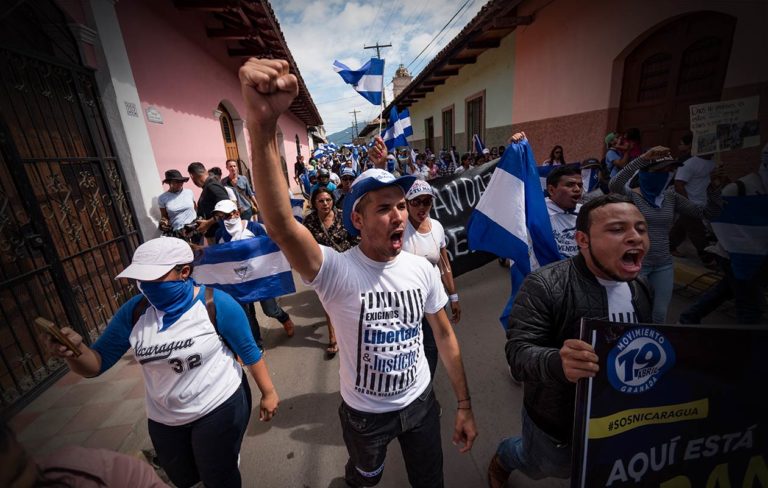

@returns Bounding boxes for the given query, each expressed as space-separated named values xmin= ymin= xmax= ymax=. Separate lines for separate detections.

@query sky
xmin=271 ymin=0 xmax=487 ymax=136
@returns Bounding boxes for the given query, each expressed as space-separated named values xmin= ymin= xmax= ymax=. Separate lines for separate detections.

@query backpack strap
xmin=205 ymin=286 xmax=217 ymax=331
xmin=132 ymin=297 xmax=150 ymax=326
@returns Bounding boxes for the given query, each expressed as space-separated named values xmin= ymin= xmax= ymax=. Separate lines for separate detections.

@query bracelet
xmin=449 ymin=294 xmax=459 ymax=302
xmin=457 ymin=396 xmax=471 ymax=404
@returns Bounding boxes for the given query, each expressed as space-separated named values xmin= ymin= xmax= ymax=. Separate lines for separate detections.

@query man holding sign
xmin=489 ymin=194 xmax=653 ymax=486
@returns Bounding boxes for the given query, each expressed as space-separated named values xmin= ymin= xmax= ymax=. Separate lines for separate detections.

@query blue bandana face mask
xmin=638 ymin=171 xmax=672 ymax=208
xmin=137 ymin=279 xmax=195 ymax=329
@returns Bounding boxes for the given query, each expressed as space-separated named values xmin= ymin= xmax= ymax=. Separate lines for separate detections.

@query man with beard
xmin=488 ymin=193 xmax=653 ymax=487
xmin=238 ymin=57 xmax=476 ymax=488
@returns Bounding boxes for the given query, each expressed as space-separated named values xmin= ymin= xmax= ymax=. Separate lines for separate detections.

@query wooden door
xmin=618 ymin=12 xmax=736 ymax=149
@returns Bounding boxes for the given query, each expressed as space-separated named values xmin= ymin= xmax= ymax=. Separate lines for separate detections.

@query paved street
xmin=12 ymin=254 xmax=729 ymax=487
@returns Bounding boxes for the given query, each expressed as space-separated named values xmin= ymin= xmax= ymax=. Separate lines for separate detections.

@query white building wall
xmin=409 ymin=33 xmax=515 ymax=152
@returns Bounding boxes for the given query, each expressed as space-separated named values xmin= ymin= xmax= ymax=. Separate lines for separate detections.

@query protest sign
xmin=427 ymin=160 xmax=498 ymax=276
xmin=572 ymin=319 xmax=768 ymax=488
xmin=690 ymin=96 xmax=760 ymax=155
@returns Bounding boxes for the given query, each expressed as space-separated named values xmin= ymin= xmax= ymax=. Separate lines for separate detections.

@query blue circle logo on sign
xmin=606 ymin=327 xmax=676 ymax=394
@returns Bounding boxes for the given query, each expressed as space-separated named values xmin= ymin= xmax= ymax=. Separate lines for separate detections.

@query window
xmin=442 ymin=106 xmax=454 ymax=150
xmin=466 ymin=91 xmax=485 ymax=151
xmin=424 ymin=117 xmax=434 ymax=152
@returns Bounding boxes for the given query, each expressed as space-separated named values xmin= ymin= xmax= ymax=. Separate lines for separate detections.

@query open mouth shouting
xmin=620 ymin=248 xmax=644 ymax=274
xmin=389 ymin=229 xmax=404 ymax=251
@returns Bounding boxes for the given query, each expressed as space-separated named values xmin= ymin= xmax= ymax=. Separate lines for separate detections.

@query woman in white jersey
xmin=43 ymin=237 xmax=279 ymax=488
xmin=401 ymin=179 xmax=461 ymax=378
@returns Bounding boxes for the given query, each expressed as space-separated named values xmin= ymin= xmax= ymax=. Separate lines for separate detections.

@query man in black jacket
xmin=187 ymin=161 xmax=231 ymax=244
xmin=488 ymin=193 xmax=653 ymax=487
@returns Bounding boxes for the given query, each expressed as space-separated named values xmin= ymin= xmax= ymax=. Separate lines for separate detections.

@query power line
xmin=406 ymin=0 xmax=474 ymax=71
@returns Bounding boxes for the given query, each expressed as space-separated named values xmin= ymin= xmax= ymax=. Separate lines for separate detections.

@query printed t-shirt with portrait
xmin=402 ymin=219 xmax=447 ymax=266
xmin=308 ymin=246 xmax=448 ymax=413
xmin=596 ymin=277 xmax=639 ymax=324
xmin=546 ymin=198 xmax=580 ymax=258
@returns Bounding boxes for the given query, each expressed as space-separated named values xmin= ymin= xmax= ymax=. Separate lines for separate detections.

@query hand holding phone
xmin=36 ymin=317 xmax=82 ymax=358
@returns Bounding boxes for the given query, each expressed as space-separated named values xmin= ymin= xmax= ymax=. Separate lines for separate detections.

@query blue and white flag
xmin=351 ymin=146 xmax=360 ymax=173
xmin=332 ymin=58 xmax=384 ymax=105
xmin=581 ymin=166 xmax=601 ymax=193
xmin=380 ymin=107 xmax=413 ymax=152
xmin=192 ymin=236 xmax=296 ymax=303
xmin=710 ymin=194 xmax=768 ymax=280
xmin=537 ymin=165 xmax=556 ymax=192
xmin=466 ymin=140 xmax=561 ymax=330
xmin=473 ymin=134 xmax=485 ymax=155
xmin=381 ymin=107 xmax=409 ymax=151
xmin=291 ymin=197 xmax=305 ymax=223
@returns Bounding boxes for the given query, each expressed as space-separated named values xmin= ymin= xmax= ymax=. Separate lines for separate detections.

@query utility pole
xmin=364 ymin=41 xmax=391 ymax=107
xmin=349 ymin=109 xmax=360 ymax=139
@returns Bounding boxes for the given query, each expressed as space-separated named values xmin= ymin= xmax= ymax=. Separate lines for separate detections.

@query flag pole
xmin=378 ymin=95 xmax=384 ymax=135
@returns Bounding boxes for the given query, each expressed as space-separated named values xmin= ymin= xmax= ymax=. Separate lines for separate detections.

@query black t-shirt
xmin=197 ymin=176 xmax=230 ymax=237
xmin=294 ymin=161 xmax=306 ymax=178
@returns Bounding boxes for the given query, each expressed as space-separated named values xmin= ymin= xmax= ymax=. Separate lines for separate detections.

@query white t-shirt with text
xmin=308 ymin=246 xmax=448 ymax=413
xmin=546 ymin=198 xmax=580 ymax=258
xmin=596 ymin=277 xmax=638 ymax=324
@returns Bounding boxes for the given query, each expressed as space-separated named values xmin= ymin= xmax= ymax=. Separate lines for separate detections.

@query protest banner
xmin=690 ymin=96 xmax=760 ymax=155
xmin=572 ymin=319 xmax=768 ymax=488
xmin=427 ymin=160 xmax=499 ymax=276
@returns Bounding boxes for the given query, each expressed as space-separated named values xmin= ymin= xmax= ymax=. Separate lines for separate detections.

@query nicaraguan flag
xmin=381 ymin=107 xmax=409 ymax=151
xmin=351 ymin=146 xmax=359 ymax=173
xmin=399 ymin=109 xmax=413 ymax=137
xmin=291 ymin=197 xmax=305 ymax=223
xmin=581 ymin=166 xmax=601 ymax=192
xmin=473 ymin=134 xmax=485 ymax=154
xmin=537 ymin=165 xmax=555 ymax=192
xmin=710 ymin=194 xmax=768 ymax=279
xmin=192 ymin=236 xmax=296 ymax=303
xmin=466 ymin=140 xmax=561 ymax=329
xmin=332 ymin=58 xmax=384 ymax=105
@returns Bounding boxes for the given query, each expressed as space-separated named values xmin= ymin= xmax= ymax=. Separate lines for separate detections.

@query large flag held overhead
xmin=466 ymin=140 xmax=561 ymax=329
xmin=381 ymin=107 xmax=412 ymax=151
xmin=333 ymin=58 xmax=384 ymax=105
xmin=192 ymin=236 xmax=296 ymax=303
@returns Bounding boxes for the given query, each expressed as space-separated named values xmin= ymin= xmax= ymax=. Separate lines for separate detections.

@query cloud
xmin=272 ymin=0 xmax=485 ymax=133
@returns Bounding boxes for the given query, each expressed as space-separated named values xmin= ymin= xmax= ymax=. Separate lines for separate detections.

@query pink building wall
xmin=115 ymin=0 xmax=310 ymax=197
xmin=511 ymin=0 xmax=767 ymax=168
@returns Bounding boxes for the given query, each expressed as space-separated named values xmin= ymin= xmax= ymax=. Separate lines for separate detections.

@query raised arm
xmin=239 ymin=58 xmax=323 ymax=282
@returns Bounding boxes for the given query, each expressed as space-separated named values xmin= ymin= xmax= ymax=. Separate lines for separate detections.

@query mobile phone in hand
xmin=35 ymin=317 xmax=82 ymax=357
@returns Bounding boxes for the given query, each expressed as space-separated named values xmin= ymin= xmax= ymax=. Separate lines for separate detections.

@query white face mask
xmin=224 ymin=217 xmax=241 ymax=236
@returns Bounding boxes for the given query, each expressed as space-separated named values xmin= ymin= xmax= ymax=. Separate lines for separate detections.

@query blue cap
xmin=341 ymin=167 xmax=356 ymax=178
xmin=342 ymin=169 xmax=416 ymax=237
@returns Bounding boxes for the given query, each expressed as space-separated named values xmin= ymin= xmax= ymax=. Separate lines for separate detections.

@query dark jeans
xmin=669 ymin=214 xmax=709 ymax=257
xmin=147 ymin=374 xmax=252 ymax=488
xmin=240 ymin=299 xmax=290 ymax=344
xmin=240 ymin=208 xmax=254 ymax=221
xmin=422 ymin=317 xmax=438 ymax=380
xmin=679 ymin=255 xmax=767 ymax=324
xmin=338 ymin=386 xmax=443 ymax=487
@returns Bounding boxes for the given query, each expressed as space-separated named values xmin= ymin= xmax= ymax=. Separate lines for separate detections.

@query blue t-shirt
xmin=605 ymin=149 xmax=623 ymax=178
xmin=92 ymin=286 xmax=262 ymax=373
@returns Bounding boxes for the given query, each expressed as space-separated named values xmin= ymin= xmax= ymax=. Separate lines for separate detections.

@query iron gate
xmin=0 ymin=2 xmax=140 ymax=415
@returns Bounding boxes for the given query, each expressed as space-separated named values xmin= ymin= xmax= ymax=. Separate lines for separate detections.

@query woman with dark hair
xmin=302 ymin=187 xmax=359 ymax=356
xmin=542 ymin=145 xmax=566 ymax=166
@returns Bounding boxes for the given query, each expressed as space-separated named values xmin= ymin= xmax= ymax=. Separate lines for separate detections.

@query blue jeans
xmin=496 ymin=407 xmax=571 ymax=480
xmin=640 ymin=262 xmax=674 ymax=323
xmin=338 ymin=385 xmax=442 ymax=487
xmin=148 ymin=374 xmax=252 ymax=488
xmin=260 ymin=298 xmax=290 ymax=324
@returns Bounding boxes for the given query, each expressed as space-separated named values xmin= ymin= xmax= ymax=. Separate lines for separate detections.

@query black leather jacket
xmin=505 ymin=253 xmax=653 ymax=442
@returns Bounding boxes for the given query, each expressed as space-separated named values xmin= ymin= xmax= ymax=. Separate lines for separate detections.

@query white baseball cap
xmin=405 ymin=179 xmax=434 ymax=200
xmin=115 ymin=237 xmax=194 ymax=281
xmin=213 ymin=199 xmax=238 ymax=214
